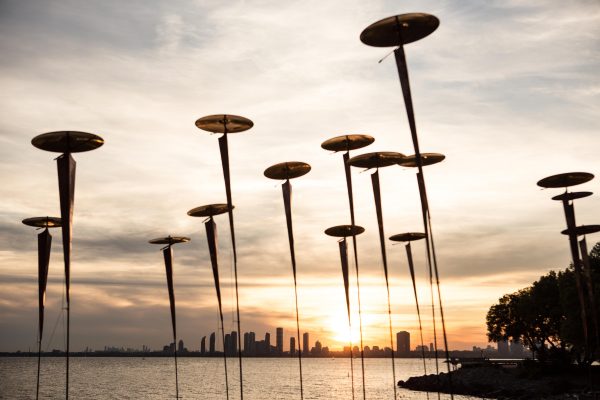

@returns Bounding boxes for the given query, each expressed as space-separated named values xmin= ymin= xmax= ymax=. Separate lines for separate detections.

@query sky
xmin=0 ymin=0 xmax=599 ymax=353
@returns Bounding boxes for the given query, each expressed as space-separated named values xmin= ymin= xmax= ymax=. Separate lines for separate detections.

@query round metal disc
xmin=195 ymin=114 xmax=253 ymax=134
xmin=552 ymin=191 xmax=593 ymax=201
xmin=149 ymin=236 xmax=190 ymax=245
xmin=561 ymin=225 xmax=600 ymax=236
xmin=187 ymin=203 xmax=233 ymax=217
xmin=537 ymin=172 xmax=594 ymax=188
xmin=32 ymin=131 xmax=104 ymax=153
xmin=22 ymin=216 xmax=62 ymax=228
xmin=348 ymin=151 xmax=405 ymax=169
xmin=398 ymin=153 xmax=445 ymax=168
xmin=321 ymin=135 xmax=375 ymax=152
xmin=389 ymin=232 xmax=426 ymax=242
xmin=360 ymin=13 xmax=440 ymax=47
xmin=264 ymin=161 xmax=311 ymax=180
xmin=325 ymin=225 xmax=365 ymax=237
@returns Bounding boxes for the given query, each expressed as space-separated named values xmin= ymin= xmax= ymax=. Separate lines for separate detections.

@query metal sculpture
xmin=321 ymin=134 xmax=374 ymax=399
xmin=149 ymin=235 xmax=190 ymax=400
xmin=195 ymin=114 xmax=252 ymax=399
xmin=348 ymin=151 xmax=405 ymax=398
xmin=264 ymin=161 xmax=311 ymax=400
xmin=22 ymin=216 xmax=61 ymax=400
xmin=538 ymin=172 xmax=598 ymax=357
xmin=325 ymin=224 xmax=366 ymax=400
xmin=31 ymin=131 xmax=104 ymax=399
xmin=188 ymin=203 xmax=234 ymax=400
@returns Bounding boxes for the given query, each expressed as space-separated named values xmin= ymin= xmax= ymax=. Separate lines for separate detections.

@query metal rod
xmin=405 ymin=243 xmax=428 ymax=375
xmin=163 ymin=246 xmax=179 ymax=399
xmin=36 ymin=227 xmax=52 ymax=400
xmin=370 ymin=170 xmax=397 ymax=399
xmin=343 ymin=151 xmax=367 ymax=399
xmin=339 ymin=238 xmax=355 ymax=400
xmin=579 ymin=237 xmax=600 ymax=351
xmin=282 ymin=179 xmax=304 ymax=400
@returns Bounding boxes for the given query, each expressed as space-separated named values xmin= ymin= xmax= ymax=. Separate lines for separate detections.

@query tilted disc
xmin=360 ymin=13 xmax=440 ymax=47
xmin=264 ymin=161 xmax=311 ymax=180
xmin=552 ymin=191 xmax=593 ymax=201
xmin=348 ymin=151 xmax=405 ymax=169
xmin=389 ymin=232 xmax=426 ymax=242
xmin=187 ymin=203 xmax=233 ymax=217
xmin=22 ymin=216 xmax=62 ymax=228
xmin=195 ymin=114 xmax=253 ymax=134
xmin=537 ymin=172 xmax=594 ymax=188
xmin=561 ymin=225 xmax=600 ymax=237
xmin=149 ymin=236 xmax=190 ymax=245
xmin=32 ymin=131 xmax=104 ymax=153
xmin=398 ymin=153 xmax=445 ymax=168
xmin=325 ymin=224 xmax=365 ymax=237
xmin=321 ymin=134 xmax=375 ymax=152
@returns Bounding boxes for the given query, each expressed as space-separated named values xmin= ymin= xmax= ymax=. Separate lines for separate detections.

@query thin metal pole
xmin=405 ymin=243 xmax=428 ymax=375
xmin=339 ymin=238 xmax=355 ymax=400
xmin=163 ymin=245 xmax=179 ymax=399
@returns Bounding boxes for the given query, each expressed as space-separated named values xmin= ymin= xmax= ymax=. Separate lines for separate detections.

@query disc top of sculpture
xmin=264 ymin=161 xmax=311 ymax=180
xmin=149 ymin=236 xmax=190 ymax=245
xmin=348 ymin=151 xmax=405 ymax=169
xmin=399 ymin=153 xmax=445 ymax=168
xmin=187 ymin=203 xmax=233 ymax=217
xmin=22 ymin=216 xmax=62 ymax=228
xmin=389 ymin=232 xmax=426 ymax=242
xmin=325 ymin=224 xmax=365 ymax=237
xmin=195 ymin=114 xmax=253 ymax=134
xmin=537 ymin=172 xmax=594 ymax=188
xmin=561 ymin=225 xmax=600 ymax=236
xmin=32 ymin=131 xmax=104 ymax=153
xmin=360 ymin=13 xmax=440 ymax=47
xmin=321 ymin=134 xmax=375 ymax=152
xmin=552 ymin=191 xmax=593 ymax=201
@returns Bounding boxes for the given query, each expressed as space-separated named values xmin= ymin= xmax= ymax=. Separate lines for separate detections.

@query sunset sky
xmin=1 ymin=0 xmax=599 ymax=353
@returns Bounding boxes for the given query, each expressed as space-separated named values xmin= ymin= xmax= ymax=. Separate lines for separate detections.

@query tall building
xmin=244 ymin=332 xmax=249 ymax=354
xmin=396 ymin=331 xmax=410 ymax=355
xmin=265 ymin=332 xmax=271 ymax=354
xmin=225 ymin=333 xmax=231 ymax=355
xmin=231 ymin=331 xmax=238 ymax=355
xmin=200 ymin=336 xmax=206 ymax=354
xmin=303 ymin=332 xmax=309 ymax=356
xmin=209 ymin=332 xmax=216 ymax=354
xmin=178 ymin=339 xmax=184 ymax=353
xmin=290 ymin=337 xmax=296 ymax=356
xmin=276 ymin=327 xmax=284 ymax=355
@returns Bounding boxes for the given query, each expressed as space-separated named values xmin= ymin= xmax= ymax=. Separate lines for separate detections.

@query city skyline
xmin=1 ymin=0 xmax=599 ymax=354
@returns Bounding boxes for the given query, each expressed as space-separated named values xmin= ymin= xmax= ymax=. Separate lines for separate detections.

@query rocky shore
xmin=397 ymin=364 xmax=599 ymax=399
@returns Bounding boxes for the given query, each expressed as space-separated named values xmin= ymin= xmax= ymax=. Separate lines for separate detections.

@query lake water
xmin=0 ymin=357 xmax=483 ymax=399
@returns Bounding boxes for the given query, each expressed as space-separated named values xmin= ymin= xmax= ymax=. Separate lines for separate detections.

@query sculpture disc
xmin=32 ymin=131 xmax=104 ymax=153
xmin=264 ymin=161 xmax=311 ymax=180
xmin=348 ymin=151 xmax=405 ymax=169
xmin=187 ymin=203 xmax=232 ymax=217
xmin=398 ymin=153 xmax=445 ymax=168
xmin=195 ymin=114 xmax=253 ymax=134
xmin=321 ymin=135 xmax=375 ymax=152
xmin=149 ymin=236 xmax=190 ymax=245
xmin=22 ymin=216 xmax=62 ymax=228
xmin=537 ymin=172 xmax=594 ymax=188
xmin=389 ymin=232 xmax=426 ymax=242
xmin=325 ymin=225 xmax=365 ymax=237
xmin=552 ymin=191 xmax=593 ymax=201
xmin=561 ymin=225 xmax=600 ymax=236
xmin=360 ymin=13 xmax=440 ymax=47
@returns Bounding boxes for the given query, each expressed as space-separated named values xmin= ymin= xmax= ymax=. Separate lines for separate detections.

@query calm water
xmin=0 ymin=357 xmax=483 ymax=399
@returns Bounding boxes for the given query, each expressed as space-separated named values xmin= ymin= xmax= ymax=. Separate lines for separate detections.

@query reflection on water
xmin=0 ymin=357 xmax=483 ymax=399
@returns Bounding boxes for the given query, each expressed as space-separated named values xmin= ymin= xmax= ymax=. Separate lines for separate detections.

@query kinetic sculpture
xmin=195 ymin=114 xmax=252 ymax=399
xmin=348 ymin=151 xmax=405 ymax=398
xmin=22 ymin=216 xmax=61 ymax=400
xmin=188 ymin=203 xmax=234 ymax=400
xmin=149 ymin=235 xmax=190 ymax=400
xmin=32 ymin=131 xmax=103 ymax=399
xmin=264 ymin=161 xmax=311 ymax=400
xmin=321 ymin=134 xmax=374 ymax=399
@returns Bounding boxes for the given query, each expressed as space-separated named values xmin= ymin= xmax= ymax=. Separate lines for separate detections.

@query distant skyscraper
xmin=225 ymin=333 xmax=231 ymax=355
xmin=302 ymin=332 xmax=309 ymax=356
xmin=231 ymin=331 xmax=238 ymax=355
xmin=201 ymin=336 xmax=206 ymax=354
xmin=396 ymin=331 xmax=410 ymax=355
xmin=178 ymin=339 xmax=184 ymax=353
xmin=265 ymin=332 xmax=271 ymax=354
xmin=429 ymin=343 xmax=434 ymax=353
xmin=290 ymin=337 xmax=296 ymax=356
xmin=249 ymin=332 xmax=256 ymax=355
xmin=209 ymin=332 xmax=215 ymax=354
xmin=244 ymin=332 xmax=249 ymax=354
xmin=276 ymin=327 xmax=283 ymax=355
